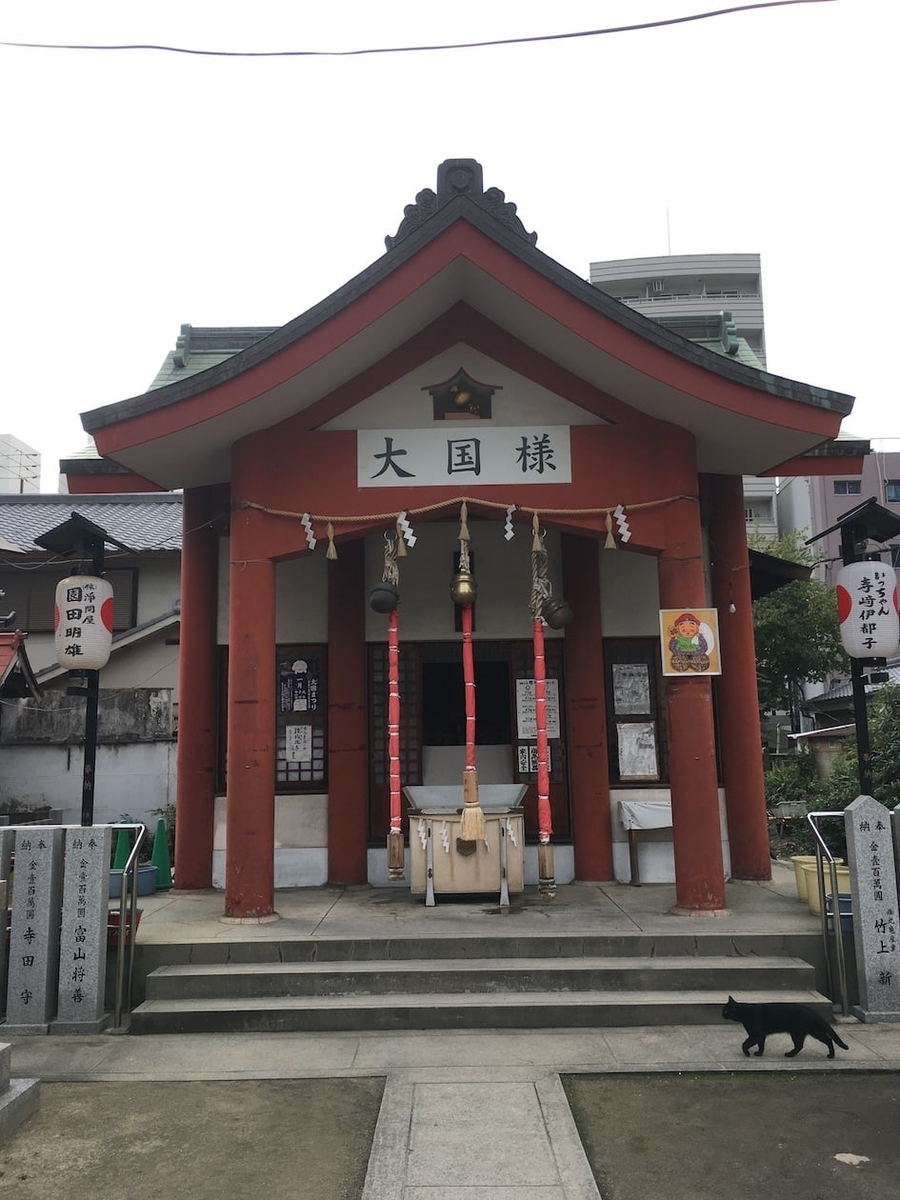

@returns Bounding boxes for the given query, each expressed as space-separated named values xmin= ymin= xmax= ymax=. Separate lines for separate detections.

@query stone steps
xmin=129 ymin=951 xmax=830 ymax=1035
xmin=130 ymin=987 xmax=829 ymax=1035
xmin=142 ymin=954 xmax=817 ymax=999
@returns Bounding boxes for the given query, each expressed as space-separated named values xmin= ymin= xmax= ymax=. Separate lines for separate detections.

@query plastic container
xmin=791 ymin=855 xmax=842 ymax=902
xmin=790 ymin=855 xmax=818 ymax=902
xmin=109 ymin=863 xmax=158 ymax=898
xmin=802 ymin=861 xmax=850 ymax=914
xmin=825 ymin=892 xmax=853 ymax=933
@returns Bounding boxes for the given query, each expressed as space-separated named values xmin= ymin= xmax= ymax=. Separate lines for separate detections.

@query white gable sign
xmin=357 ymin=426 xmax=571 ymax=488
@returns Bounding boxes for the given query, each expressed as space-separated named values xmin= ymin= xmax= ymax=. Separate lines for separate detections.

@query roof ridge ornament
xmin=386 ymin=159 xmax=537 ymax=250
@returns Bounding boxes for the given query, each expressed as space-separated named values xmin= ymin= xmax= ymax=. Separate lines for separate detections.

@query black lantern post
xmin=35 ymin=514 xmax=131 ymax=826
xmin=807 ymin=498 xmax=900 ymax=796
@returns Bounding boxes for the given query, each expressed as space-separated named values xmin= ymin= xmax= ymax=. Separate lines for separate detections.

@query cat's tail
xmin=832 ymin=1030 xmax=850 ymax=1051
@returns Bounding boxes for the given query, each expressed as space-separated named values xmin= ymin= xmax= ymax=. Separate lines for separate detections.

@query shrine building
xmin=79 ymin=159 xmax=858 ymax=919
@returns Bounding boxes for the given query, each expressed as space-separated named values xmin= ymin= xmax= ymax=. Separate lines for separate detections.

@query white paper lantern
xmin=835 ymin=561 xmax=900 ymax=659
xmin=54 ymin=575 xmax=115 ymax=670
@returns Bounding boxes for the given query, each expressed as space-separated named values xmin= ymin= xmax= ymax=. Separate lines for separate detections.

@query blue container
xmin=825 ymin=892 xmax=853 ymax=933
xmin=109 ymin=864 xmax=158 ymax=898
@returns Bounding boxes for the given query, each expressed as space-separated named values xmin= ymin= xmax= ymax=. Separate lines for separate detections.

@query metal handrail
xmin=112 ymin=823 xmax=147 ymax=1028
xmin=805 ymin=811 xmax=850 ymax=1015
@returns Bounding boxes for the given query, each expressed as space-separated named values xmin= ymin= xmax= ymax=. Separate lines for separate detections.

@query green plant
xmin=817 ymin=685 xmax=900 ymax=810
xmin=753 ymin=580 xmax=848 ymax=718
xmin=764 ymin=755 xmax=819 ymax=807
xmin=764 ymin=755 xmax=826 ymax=856
xmin=782 ymin=686 xmax=900 ymax=861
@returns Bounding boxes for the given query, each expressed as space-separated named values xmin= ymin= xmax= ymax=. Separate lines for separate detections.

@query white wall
xmin=212 ymin=794 xmax=328 ymax=888
xmin=598 ymin=549 xmax=661 ymax=636
xmin=98 ymin=630 xmax=180 ymax=692
xmin=0 ymin=742 xmax=175 ymax=827
xmin=321 ymin=346 xmax=608 ymax=431
xmin=365 ymin=521 xmax=565 ymax=643
xmin=134 ymin=558 xmax=181 ymax=624
xmin=609 ymin=787 xmax=732 ymax=884
xmin=217 ymin=539 xmax=329 ymax=643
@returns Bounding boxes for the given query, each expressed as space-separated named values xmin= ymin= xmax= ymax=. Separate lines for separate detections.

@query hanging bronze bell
xmin=450 ymin=568 xmax=478 ymax=606
xmin=369 ymin=581 xmax=400 ymax=613
xmin=542 ymin=596 xmax=574 ymax=629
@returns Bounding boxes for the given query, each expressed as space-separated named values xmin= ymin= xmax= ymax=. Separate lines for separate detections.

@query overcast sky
xmin=1 ymin=1 xmax=894 ymax=491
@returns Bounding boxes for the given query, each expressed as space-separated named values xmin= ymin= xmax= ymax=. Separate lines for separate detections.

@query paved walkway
xmin=113 ymin=859 xmax=833 ymax=943
xmin=5 ymin=863 xmax=900 ymax=1199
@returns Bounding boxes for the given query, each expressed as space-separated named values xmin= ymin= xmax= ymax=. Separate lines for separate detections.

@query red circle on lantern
xmin=836 ymin=584 xmax=852 ymax=624
xmin=101 ymin=596 xmax=115 ymax=632
xmin=894 ymin=585 xmax=899 ymax=615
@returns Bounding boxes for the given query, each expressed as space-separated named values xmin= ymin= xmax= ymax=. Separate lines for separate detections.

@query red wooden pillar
xmin=704 ymin=473 xmax=771 ymax=880
xmin=224 ymin=506 xmax=276 ymax=917
xmin=327 ymin=539 xmax=368 ymax=884
xmin=174 ymin=484 xmax=222 ymax=889
xmin=659 ymin=498 xmax=727 ymax=912
xmin=561 ymin=534 xmax=614 ymax=880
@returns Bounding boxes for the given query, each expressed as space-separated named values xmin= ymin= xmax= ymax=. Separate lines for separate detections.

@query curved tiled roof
xmin=0 ymin=493 xmax=183 ymax=554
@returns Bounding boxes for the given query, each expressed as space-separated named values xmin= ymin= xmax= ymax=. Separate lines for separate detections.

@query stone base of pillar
xmin=219 ymin=912 xmax=281 ymax=925
xmin=669 ymin=906 xmax=732 ymax=918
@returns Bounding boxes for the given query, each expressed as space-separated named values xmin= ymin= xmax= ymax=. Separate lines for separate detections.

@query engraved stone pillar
xmin=53 ymin=826 xmax=113 ymax=1034
xmin=845 ymin=795 xmax=900 ymax=1021
xmin=0 ymin=831 xmax=13 ymax=1019
xmin=5 ymin=828 xmax=65 ymax=1034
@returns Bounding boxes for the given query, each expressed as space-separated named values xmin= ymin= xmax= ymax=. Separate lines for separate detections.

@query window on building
xmin=886 ymin=480 xmax=900 ymax=503
xmin=833 ymin=480 xmax=862 ymax=496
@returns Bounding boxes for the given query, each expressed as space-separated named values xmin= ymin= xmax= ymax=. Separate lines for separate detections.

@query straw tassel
xmin=604 ymin=510 xmax=617 ymax=550
xmin=395 ymin=518 xmax=407 ymax=556
xmin=326 ymin=522 xmax=338 ymax=560
xmin=532 ymin=513 xmax=542 ymax=552
xmin=458 ymin=500 xmax=470 ymax=544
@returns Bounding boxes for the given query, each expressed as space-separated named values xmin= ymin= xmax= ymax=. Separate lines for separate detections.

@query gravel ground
xmin=0 ymin=1078 xmax=384 ymax=1200
xmin=563 ymin=1071 xmax=900 ymax=1200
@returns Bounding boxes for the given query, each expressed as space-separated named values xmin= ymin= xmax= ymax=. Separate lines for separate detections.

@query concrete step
xmin=135 ymin=931 xmax=822 ymax=966
xmin=143 ymin=955 xmax=817 ymax=1002
xmin=129 ymin=987 xmax=832 ymax=1036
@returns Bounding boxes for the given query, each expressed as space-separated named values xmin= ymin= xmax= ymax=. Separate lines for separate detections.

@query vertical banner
xmin=5 ymin=827 xmax=65 ymax=1033
xmin=54 ymin=826 xmax=114 ymax=1033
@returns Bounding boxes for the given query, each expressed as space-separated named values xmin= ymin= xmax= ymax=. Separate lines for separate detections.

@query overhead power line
xmin=0 ymin=1 xmax=838 ymax=60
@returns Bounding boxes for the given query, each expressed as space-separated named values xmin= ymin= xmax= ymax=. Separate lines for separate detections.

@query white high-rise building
xmin=0 ymin=435 xmax=40 ymax=495
xmin=590 ymin=254 xmax=776 ymax=537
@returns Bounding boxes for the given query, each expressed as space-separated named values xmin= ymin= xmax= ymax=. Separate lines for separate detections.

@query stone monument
xmin=53 ymin=826 xmax=113 ymax=1033
xmin=844 ymin=795 xmax=900 ymax=1021
xmin=5 ymin=827 xmax=65 ymax=1033
xmin=0 ymin=830 xmax=13 ymax=1018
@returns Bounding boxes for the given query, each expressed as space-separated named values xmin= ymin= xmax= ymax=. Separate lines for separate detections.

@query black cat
xmin=722 ymin=995 xmax=850 ymax=1058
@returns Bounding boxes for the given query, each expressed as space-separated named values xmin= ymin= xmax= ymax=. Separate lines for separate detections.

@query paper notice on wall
xmin=515 ymin=678 xmax=560 ymax=739
xmin=285 ymin=724 xmax=313 ymax=762
xmin=517 ymin=743 xmax=551 ymax=775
